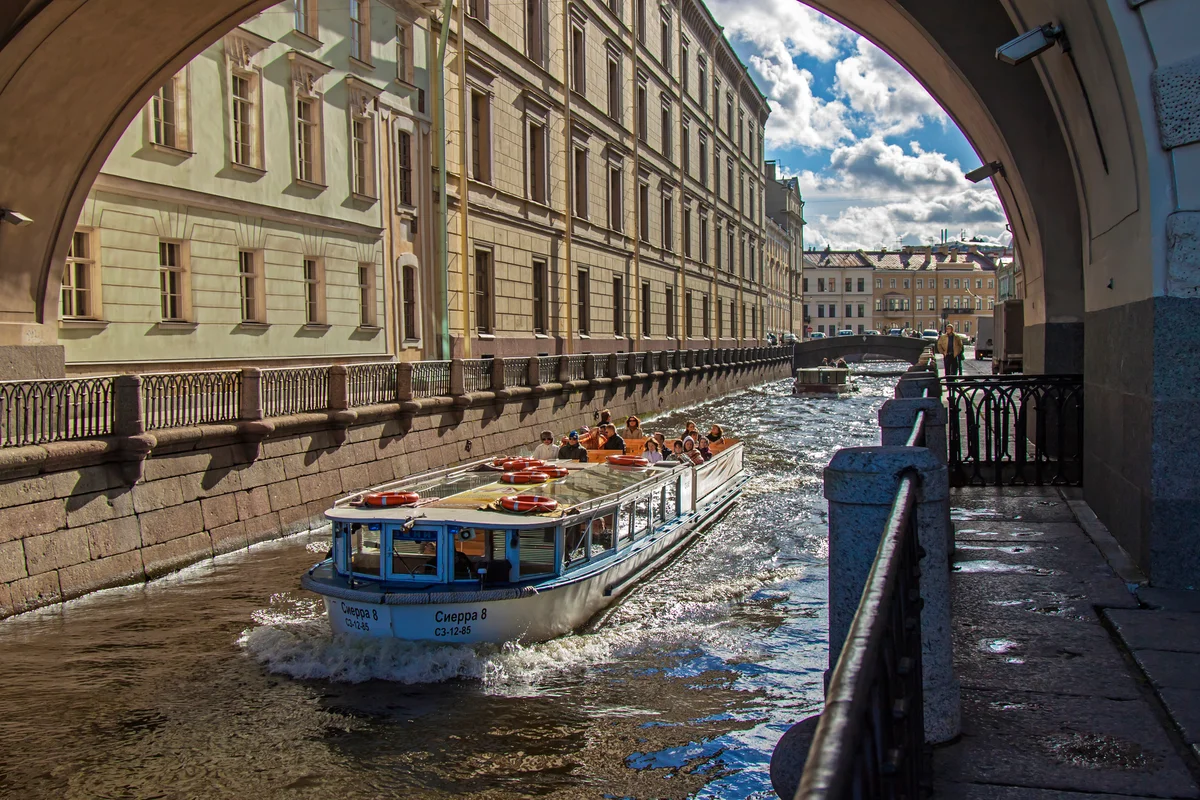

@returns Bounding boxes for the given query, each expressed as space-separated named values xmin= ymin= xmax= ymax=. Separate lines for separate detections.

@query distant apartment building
xmin=801 ymin=251 xmax=874 ymax=336
xmin=439 ymin=0 xmax=797 ymax=357
xmin=764 ymin=162 xmax=805 ymax=337
xmin=59 ymin=0 xmax=432 ymax=374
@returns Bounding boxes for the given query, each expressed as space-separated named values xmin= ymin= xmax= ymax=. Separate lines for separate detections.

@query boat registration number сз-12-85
xmin=432 ymin=607 xmax=487 ymax=638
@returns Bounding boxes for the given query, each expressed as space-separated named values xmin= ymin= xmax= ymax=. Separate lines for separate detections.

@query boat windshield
xmin=350 ymin=523 xmax=382 ymax=577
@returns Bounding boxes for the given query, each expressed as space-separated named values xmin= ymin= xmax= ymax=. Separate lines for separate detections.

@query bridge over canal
xmin=792 ymin=335 xmax=931 ymax=369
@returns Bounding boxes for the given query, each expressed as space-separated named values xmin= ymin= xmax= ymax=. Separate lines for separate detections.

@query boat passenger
xmin=602 ymin=423 xmax=626 ymax=454
xmin=680 ymin=420 xmax=699 ymax=442
xmin=532 ymin=429 xmax=560 ymax=461
xmin=598 ymin=408 xmax=613 ymax=427
xmin=643 ymin=438 xmax=663 ymax=464
xmin=652 ymin=431 xmax=668 ymax=451
xmin=697 ymin=436 xmax=714 ymax=461
xmin=707 ymin=424 xmax=724 ymax=445
xmin=624 ymin=415 xmax=643 ymax=438
xmin=558 ymin=430 xmax=589 ymax=462
xmin=681 ymin=437 xmax=704 ymax=465
xmin=835 ymin=358 xmax=848 ymax=369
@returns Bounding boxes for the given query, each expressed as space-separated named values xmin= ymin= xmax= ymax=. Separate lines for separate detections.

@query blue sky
xmin=705 ymin=0 xmax=1011 ymax=249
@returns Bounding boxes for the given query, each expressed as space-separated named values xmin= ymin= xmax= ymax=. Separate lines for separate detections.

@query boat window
xmin=518 ymin=527 xmax=557 ymax=578
xmin=678 ymin=472 xmax=693 ymax=513
xmin=591 ymin=512 xmax=615 ymax=554
xmin=664 ymin=480 xmax=679 ymax=518
xmin=351 ymin=523 xmax=382 ymax=577
xmin=332 ymin=521 xmax=350 ymax=574
xmin=564 ymin=520 xmax=589 ymax=568
xmin=390 ymin=528 xmax=438 ymax=580
xmin=634 ymin=495 xmax=651 ymax=537
xmin=617 ymin=503 xmax=633 ymax=545
xmin=453 ymin=527 xmax=489 ymax=580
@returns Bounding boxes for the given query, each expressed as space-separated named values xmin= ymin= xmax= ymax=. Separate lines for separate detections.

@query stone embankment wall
xmin=0 ymin=351 xmax=790 ymax=619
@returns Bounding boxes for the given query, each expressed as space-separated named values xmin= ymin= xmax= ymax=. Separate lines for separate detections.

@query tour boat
xmin=301 ymin=440 xmax=747 ymax=643
xmin=793 ymin=366 xmax=855 ymax=396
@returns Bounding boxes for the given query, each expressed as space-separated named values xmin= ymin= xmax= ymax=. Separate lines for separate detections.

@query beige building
xmin=438 ymin=0 xmax=794 ymax=358
xmin=60 ymin=0 xmax=431 ymax=373
xmin=764 ymin=163 xmax=805 ymax=338
xmin=801 ymin=250 xmax=875 ymax=336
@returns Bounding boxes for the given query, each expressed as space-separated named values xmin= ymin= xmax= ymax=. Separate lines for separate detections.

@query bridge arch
xmin=0 ymin=0 xmax=1195 ymax=581
xmin=792 ymin=335 xmax=929 ymax=369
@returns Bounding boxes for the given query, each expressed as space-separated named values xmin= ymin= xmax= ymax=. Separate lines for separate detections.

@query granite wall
xmin=0 ymin=354 xmax=790 ymax=618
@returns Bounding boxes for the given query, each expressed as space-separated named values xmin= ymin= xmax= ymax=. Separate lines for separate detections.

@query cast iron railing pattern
xmin=411 ymin=361 xmax=450 ymax=398
xmin=944 ymin=374 xmax=1083 ymax=487
xmin=504 ymin=358 xmax=530 ymax=388
xmin=594 ymin=356 xmax=610 ymax=379
xmin=347 ymin=363 xmax=397 ymax=407
xmin=142 ymin=370 xmax=240 ymax=430
xmin=537 ymin=355 xmax=558 ymax=385
xmin=566 ymin=355 xmax=587 ymax=382
xmin=462 ymin=359 xmax=492 ymax=393
xmin=796 ymin=469 xmax=926 ymax=799
xmin=262 ymin=366 xmax=329 ymax=417
xmin=0 ymin=376 xmax=114 ymax=447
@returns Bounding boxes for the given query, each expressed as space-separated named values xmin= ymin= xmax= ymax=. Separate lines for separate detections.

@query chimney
xmin=922 ymin=247 xmax=932 ymax=267
xmin=765 ymin=161 xmax=776 ymax=181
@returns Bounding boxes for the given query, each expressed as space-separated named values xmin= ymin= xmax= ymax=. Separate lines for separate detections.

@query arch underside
xmin=793 ymin=336 xmax=930 ymax=368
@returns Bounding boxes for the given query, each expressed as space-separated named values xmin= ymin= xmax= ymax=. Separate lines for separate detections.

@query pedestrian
xmin=937 ymin=323 xmax=964 ymax=376
xmin=532 ymin=430 xmax=559 ymax=461
xmin=558 ymin=430 xmax=589 ymax=462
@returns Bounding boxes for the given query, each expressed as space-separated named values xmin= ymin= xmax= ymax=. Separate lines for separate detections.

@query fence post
xmin=490 ymin=357 xmax=506 ymax=392
xmin=583 ymin=353 xmax=597 ymax=381
xmin=879 ymin=397 xmax=948 ymax=464
xmin=239 ymin=368 xmax=263 ymax=421
xmin=608 ymin=352 xmax=622 ymax=382
xmin=824 ymin=446 xmax=959 ymax=744
xmin=450 ymin=358 xmax=465 ymax=396
xmin=328 ymin=365 xmax=349 ymax=411
xmin=895 ymin=373 xmax=940 ymax=399
xmin=557 ymin=354 xmax=570 ymax=384
xmin=397 ymin=362 xmax=414 ymax=403
xmin=527 ymin=355 xmax=541 ymax=387
xmin=113 ymin=375 xmax=144 ymax=437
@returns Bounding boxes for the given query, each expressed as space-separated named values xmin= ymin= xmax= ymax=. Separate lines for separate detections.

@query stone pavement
xmin=934 ymin=486 xmax=1200 ymax=798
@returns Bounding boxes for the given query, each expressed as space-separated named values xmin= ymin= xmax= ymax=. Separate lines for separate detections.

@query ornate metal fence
xmin=347 ymin=363 xmax=397 ymax=407
xmin=593 ymin=355 xmax=611 ymax=379
xmin=536 ymin=355 xmax=558 ymax=385
xmin=0 ymin=376 xmax=114 ymax=447
xmin=566 ymin=355 xmax=587 ymax=381
xmin=944 ymin=374 xmax=1083 ymax=486
xmin=462 ymin=358 xmax=493 ymax=393
xmin=411 ymin=361 xmax=451 ymax=398
xmin=504 ymin=357 xmax=530 ymax=388
xmin=796 ymin=470 xmax=927 ymax=799
xmin=142 ymin=370 xmax=240 ymax=429
xmin=261 ymin=367 xmax=329 ymax=417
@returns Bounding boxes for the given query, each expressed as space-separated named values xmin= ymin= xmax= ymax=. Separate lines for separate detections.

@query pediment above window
xmin=224 ymin=27 xmax=273 ymax=70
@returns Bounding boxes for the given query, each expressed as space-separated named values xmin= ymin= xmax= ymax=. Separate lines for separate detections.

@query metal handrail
xmin=796 ymin=470 xmax=925 ymax=798
xmin=906 ymin=409 xmax=926 ymax=448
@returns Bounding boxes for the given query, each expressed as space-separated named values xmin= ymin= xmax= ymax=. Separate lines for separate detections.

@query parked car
xmin=921 ymin=329 xmax=940 ymax=342
xmin=888 ymin=328 xmax=902 ymax=336
xmin=837 ymin=329 xmax=854 ymax=336
xmin=864 ymin=330 xmax=881 ymax=336
xmin=809 ymin=331 xmax=826 ymax=339
xmin=782 ymin=332 xmax=797 ymax=344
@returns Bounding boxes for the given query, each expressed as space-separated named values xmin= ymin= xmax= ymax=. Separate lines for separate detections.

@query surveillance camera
xmin=0 ymin=209 xmax=33 ymax=227
xmin=965 ymin=161 xmax=1004 ymax=183
xmin=996 ymin=23 xmax=1065 ymax=66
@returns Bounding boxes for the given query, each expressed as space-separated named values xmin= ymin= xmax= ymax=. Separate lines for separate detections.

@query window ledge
xmin=349 ymin=56 xmax=375 ymax=72
xmin=396 ymin=203 xmax=418 ymax=218
xmin=149 ymin=142 xmax=194 ymax=158
xmin=402 ymin=338 xmax=422 ymax=348
xmin=356 ymin=325 xmax=382 ymax=333
xmin=477 ymin=332 xmax=495 ymax=340
xmin=534 ymin=332 xmax=551 ymax=339
xmin=578 ymin=333 xmax=591 ymax=339
xmin=295 ymin=178 xmax=327 ymax=191
xmin=237 ymin=321 xmax=269 ymax=329
xmin=60 ymin=318 xmax=108 ymax=330
xmin=157 ymin=321 xmax=198 ymax=331
xmin=351 ymin=191 xmax=379 ymax=204
xmin=291 ymin=29 xmax=322 ymax=47
xmin=303 ymin=323 xmax=331 ymax=331
xmin=231 ymin=162 xmax=267 ymax=177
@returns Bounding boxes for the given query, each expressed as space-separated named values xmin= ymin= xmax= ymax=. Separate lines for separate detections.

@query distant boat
xmin=301 ymin=442 xmax=747 ymax=643
xmin=793 ymin=367 xmax=855 ymax=396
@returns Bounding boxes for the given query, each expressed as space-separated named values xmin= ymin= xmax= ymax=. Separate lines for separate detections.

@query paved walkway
xmin=933 ymin=486 xmax=1200 ymax=798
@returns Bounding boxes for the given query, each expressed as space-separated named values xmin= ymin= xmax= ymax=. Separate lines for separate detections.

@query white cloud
xmin=805 ymin=189 xmax=1008 ymax=250
xmin=750 ymin=55 xmax=852 ymax=150
xmin=800 ymin=136 xmax=968 ymax=198
xmin=834 ymin=38 xmax=944 ymax=136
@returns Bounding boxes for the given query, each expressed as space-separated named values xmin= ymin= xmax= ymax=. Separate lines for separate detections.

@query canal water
xmin=0 ymin=374 xmax=899 ymax=800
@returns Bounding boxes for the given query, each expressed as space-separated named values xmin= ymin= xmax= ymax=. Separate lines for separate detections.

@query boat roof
xmin=325 ymin=457 xmax=692 ymax=527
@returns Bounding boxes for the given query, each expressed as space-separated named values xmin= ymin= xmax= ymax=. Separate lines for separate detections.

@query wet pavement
xmin=934 ymin=486 xmax=1200 ymax=798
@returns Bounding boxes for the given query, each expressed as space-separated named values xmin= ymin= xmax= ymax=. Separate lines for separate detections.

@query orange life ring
xmin=362 ymin=491 xmax=420 ymax=507
xmin=501 ymin=470 xmax=549 ymax=484
xmin=540 ymin=465 xmax=569 ymax=478
xmin=499 ymin=494 xmax=559 ymax=513
xmin=502 ymin=458 xmax=545 ymax=471
xmin=491 ymin=456 xmax=512 ymax=467
xmin=606 ymin=454 xmax=650 ymax=467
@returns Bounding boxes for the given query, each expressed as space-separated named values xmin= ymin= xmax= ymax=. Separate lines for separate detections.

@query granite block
xmin=1105 ymin=609 xmax=1200 ymax=653
xmin=1132 ymin=649 xmax=1200 ymax=691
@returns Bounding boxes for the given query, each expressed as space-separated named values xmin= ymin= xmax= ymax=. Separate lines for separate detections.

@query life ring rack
xmin=539 ymin=465 xmax=570 ymax=478
xmin=501 ymin=470 xmax=550 ymax=484
xmin=499 ymin=494 xmax=559 ymax=514
xmin=606 ymin=454 xmax=650 ymax=468
xmin=361 ymin=491 xmax=420 ymax=507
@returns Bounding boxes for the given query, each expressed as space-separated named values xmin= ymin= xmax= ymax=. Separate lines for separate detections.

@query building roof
xmin=803 ymin=247 xmax=997 ymax=271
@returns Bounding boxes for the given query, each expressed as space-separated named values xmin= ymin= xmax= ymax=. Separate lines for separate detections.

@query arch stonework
xmin=792 ymin=335 xmax=929 ymax=368
xmin=0 ymin=0 xmax=1197 ymax=582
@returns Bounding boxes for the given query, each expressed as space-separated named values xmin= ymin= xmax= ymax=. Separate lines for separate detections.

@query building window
xmin=527 ymin=117 xmax=548 ymax=204
xmin=636 ymin=79 xmax=647 ymax=143
xmin=665 ymin=286 xmax=675 ymax=337
xmin=699 ymin=213 xmax=708 ymax=264
xmin=229 ymin=70 xmax=262 ymax=169
xmin=641 ymin=280 xmax=651 ymax=337
xmin=660 ymin=13 xmax=671 ymax=73
xmin=402 ymin=264 xmax=418 ymax=341
xmin=875 ymin=278 xmax=882 ymax=289
xmin=303 ymin=257 xmax=324 ymax=324
xmin=351 ymin=114 xmax=376 ymax=198
xmin=726 ymin=94 xmax=733 ymax=134
xmin=295 ymin=96 xmax=322 ymax=184
xmin=976 ymin=296 xmax=983 ymax=309
xmin=715 ymin=221 xmax=722 ymax=267
xmin=470 ymin=91 xmax=492 ymax=183
xmin=577 ymin=269 xmax=591 ymax=335
xmin=533 ymin=259 xmax=548 ymax=334
xmin=681 ymin=120 xmax=690 ymax=175
xmin=159 ymin=241 xmax=187 ymax=322
xmin=662 ymin=192 xmax=673 ymax=251
xmin=803 ymin=277 xmax=809 ymax=292
xmin=636 ymin=0 xmax=646 ymax=41
xmin=903 ymin=278 xmax=910 ymax=289
xmin=817 ymin=305 xmax=824 ymax=318
xmin=613 ymin=275 xmax=624 ymax=336
xmin=573 ymin=147 xmax=588 ymax=218
xmin=858 ymin=303 xmax=865 ymax=317
xmin=716 ymin=298 xmax=723 ymax=337
xmin=916 ymin=297 xmax=924 ymax=311
xmin=874 ymin=299 xmax=881 ymax=312
xmin=660 ymin=100 xmax=671 ymax=156
xmin=570 ymin=22 xmax=585 ymax=91
xmin=727 ymin=159 xmax=734 ymax=204
xmin=944 ymin=278 xmax=950 ymax=289
xmin=681 ymin=41 xmax=689 ymax=95
xmin=697 ymin=57 xmax=707 ymax=111
xmin=638 ymin=182 xmax=650 ymax=243
xmin=702 ymin=294 xmax=710 ymax=338
xmin=845 ymin=304 xmax=852 ymax=318
xmin=349 ymin=0 xmax=370 ymax=63
xmin=358 ymin=263 xmax=377 ymax=327
xmin=467 ymin=0 xmax=488 ymax=22
xmin=149 ymin=70 xmax=189 ymax=151
xmin=682 ymin=207 xmax=692 ymax=258
xmin=608 ymin=162 xmax=623 ymax=231
xmin=698 ymin=134 xmax=708 ymax=186
xmin=685 ymin=291 xmax=693 ymax=337
xmin=713 ymin=146 xmax=720 ymax=196
xmin=239 ymin=250 xmax=265 ymax=323
xmin=528 ymin=0 xmax=547 ymax=66
xmin=954 ymin=278 xmax=961 ymax=289
xmin=474 ymin=249 xmax=493 ymax=334
xmin=61 ymin=230 xmax=98 ymax=320
xmin=751 ymin=305 xmax=756 ymax=338
xmin=397 ymin=130 xmax=413 ymax=206
xmin=988 ymin=278 xmax=995 ymax=289
xmin=396 ymin=22 xmax=412 ymax=82
xmin=889 ymin=278 xmax=896 ymax=288
xmin=294 ymin=0 xmax=317 ymax=37
xmin=712 ymin=79 xmax=719 ymax=123
xmin=607 ymin=52 xmax=622 ymax=121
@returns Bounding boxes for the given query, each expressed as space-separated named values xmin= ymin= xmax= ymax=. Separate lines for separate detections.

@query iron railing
xmin=536 ymin=355 xmax=558 ymax=385
xmin=566 ymin=355 xmax=587 ymax=382
xmin=462 ymin=358 xmax=493 ymax=393
xmin=944 ymin=374 xmax=1083 ymax=486
xmin=504 ymin=357 xmax=530 ymax=388
xmin=347 ymin=362 xmax=397 ymax=407
xmin=796 ymin=470 xmax=927 ymax=799
xmin=142 ymin=370 xmax=240 ymax=429
xmin=594 ymin=355 xmax=611 ymax=379
xmin=0 ymin=376 xmax=114 ymax=447
xmin=411 ymin=361 xmax=451 ymax=398
xmin=262 ymin=366 xmax=329 ymax=417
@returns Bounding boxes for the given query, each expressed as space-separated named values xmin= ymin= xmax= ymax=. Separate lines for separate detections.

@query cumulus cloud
xmin=750 ymin=55 xmax=852 ymax=150
xmin=800 ymin=136 xmax=968 ymax=198
xmin=805 ymin=189 xmax=1008 ymax=250
xmin=834 ymin=38 xmax=944 ymax=136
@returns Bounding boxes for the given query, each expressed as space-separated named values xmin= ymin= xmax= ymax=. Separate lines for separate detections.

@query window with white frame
xmin=636 ymin=0 xmax=646 ymax=41
xmin=358 ymin=263 xmax=377 ymax=327
xmin=681 ymin=39 xmax=689 ymax=96
xmin=698 ymin=133 xmax=708 ymax=185
xmin=526 ymin=110 xmax=549 ymax=204
xmin=577 ymin=269 xmax=591 ymax=335
xmin=149 ymin=69 xmax=190 ymax=151
xmin=699 ymin=212 xmax=708 ymax=264
xmin=351 ymin=115 xmax=375 ymax=197
xmin=62 ymin=230 xmax=99 ymax=320
xmin=239 ymin=249 xmax=265 ymax=323
xmin=702 ymin=293 xmax=710 ymax=338
xmin=349 ymin=0 xmax=371 ymax=63
xmin=697 ymin=57 xmax=707 ymax=111
xmin=294 ymin=0 xmax=318 ymax=38
xmin=470 ymin=89 xmax=493 ymax=183
xmin=159 ymin=241 xmax=188 ymax=322
xmin=303 ymin=257 xmax=325 ymax=324
xmin=397 ymin=129 xmax=413 ymax=206
xmin=230 ymin=71 xmax=261 ymax=168
xmin=402 ymin=263 xmax=419 ymax=341
xmin=660 ymin=99 xmax=671 ymax=156
xmin=636 ymin=77 xmax=647 ymax=143
xmin=294 ymin=96 xmax=322 ymax=183
xmin=569 ymin=18 xmax=585 ymax=90
xmin=396 ymin=21 xmax=412 ymax=83
xmin=681 ymin=119 xmax=690 ymax=175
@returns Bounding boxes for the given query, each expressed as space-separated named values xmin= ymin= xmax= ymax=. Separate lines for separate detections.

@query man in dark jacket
xmin=558 ymin=430 xmax=589 ymax=462
xmin=602 ymin=423 xmax=626 ymax=453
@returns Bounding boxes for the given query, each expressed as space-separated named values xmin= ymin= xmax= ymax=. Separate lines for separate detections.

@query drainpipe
xmin=433 ymin=0 xmax=454 ymax=359
xmin=562 ymin=7 xmax=574 ymax=354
